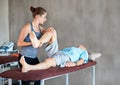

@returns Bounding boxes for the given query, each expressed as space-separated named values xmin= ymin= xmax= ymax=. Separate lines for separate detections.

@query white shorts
xmin=44 ymin=40 xmax=59 ymax=57
xmin=45 ymin=40 xmax=70 ymax=67
xmin=52 ymin=51 xmax=70 ymax=67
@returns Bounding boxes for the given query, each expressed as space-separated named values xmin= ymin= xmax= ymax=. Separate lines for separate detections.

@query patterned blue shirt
xmin=61 ymin=47 xmax=88 ymax=63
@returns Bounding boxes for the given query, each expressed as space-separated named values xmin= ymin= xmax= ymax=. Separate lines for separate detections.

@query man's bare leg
xmin=40 ymin=27 xmax=57 ymax=44
xmin=30 ymin=27 xmax=57 ymax=48
xmin=20 ymin=56 xmax=56 ymax=72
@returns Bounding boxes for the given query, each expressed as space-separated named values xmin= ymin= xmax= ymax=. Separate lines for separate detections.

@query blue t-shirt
xmin=61 ymin=47 xmax=88 ymax=63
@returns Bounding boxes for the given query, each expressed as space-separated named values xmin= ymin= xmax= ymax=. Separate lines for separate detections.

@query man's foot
xmin=20 ymin=56 xmax=30 ymax=72
xmin=30 ymin=31 xmax=40 ymax=48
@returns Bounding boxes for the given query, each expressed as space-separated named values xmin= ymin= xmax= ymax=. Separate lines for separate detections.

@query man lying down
xmin=20 ymin=28 xmax=88 ymax=72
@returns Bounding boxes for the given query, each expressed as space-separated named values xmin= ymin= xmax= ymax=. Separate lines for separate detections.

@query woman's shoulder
xmin=22 ymin=23 xmax=31 ymax=32
xmin=22 ymin=22 xmax=30 ymax=27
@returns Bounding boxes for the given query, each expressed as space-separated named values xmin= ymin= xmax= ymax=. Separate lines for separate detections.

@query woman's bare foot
xmin=30 ymin=31 xmax=41 ymax=48
xmin=20 ymin=56 xmax=30 ymax=72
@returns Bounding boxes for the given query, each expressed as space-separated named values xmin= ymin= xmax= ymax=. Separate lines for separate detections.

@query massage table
xmin=0 ymin=55 xmax=96 ymax=85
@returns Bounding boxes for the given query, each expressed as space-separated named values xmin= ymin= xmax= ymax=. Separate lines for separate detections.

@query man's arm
xmin=65 ymin=58 xmax=84 ymax=67
xmin=75 ymin=58 xmax=84 ymax=66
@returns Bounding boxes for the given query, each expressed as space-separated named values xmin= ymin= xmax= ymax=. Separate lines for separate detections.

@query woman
xmin=17 ymin=6 xmax=49 ymax=85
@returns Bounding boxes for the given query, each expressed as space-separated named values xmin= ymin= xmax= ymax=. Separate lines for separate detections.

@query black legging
xmin=18 ymin=54 xmax=41 ymax=85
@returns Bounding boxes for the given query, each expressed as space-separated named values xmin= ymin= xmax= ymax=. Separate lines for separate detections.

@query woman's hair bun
xmin=30 ymin=6 xmax=36 ymax=13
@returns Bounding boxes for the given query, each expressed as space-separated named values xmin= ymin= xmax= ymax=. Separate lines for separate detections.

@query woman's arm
xmin=17 ymin=23 xmax=32 ymax=47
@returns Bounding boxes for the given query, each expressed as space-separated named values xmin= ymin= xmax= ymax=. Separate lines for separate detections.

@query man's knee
xmin=45 ymin=58 xmax=54 ymax=63
xmin=45 ymin=27 xmax=57 ymax=43
xmin=47 ymin=27 xmax=56 ymax=34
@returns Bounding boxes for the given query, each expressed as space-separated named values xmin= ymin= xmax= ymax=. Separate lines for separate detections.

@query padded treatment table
xmin=0 ymin=55 xmax=96 ymax=85
xmin=0 ymin=56 xmax=18 ymax=64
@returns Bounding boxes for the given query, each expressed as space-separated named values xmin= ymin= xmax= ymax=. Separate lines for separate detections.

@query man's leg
xmin=40 ymin=27 xmax=57 ymax=44
xmin=30 ymin=27 xmax=57 ymax=48
xmin=20 ymin=56 xmax=56 ymax=72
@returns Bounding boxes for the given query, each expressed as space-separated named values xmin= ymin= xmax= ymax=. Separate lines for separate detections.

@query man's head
xmin=77 ymin=45 xmax=87 ymax=50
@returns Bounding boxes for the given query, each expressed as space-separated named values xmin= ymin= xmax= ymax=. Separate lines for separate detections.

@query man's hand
xmin=65 ymin=62 xmax=76 ymax=67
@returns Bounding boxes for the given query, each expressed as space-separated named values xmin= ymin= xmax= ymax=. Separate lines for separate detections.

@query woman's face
xmin=38 ymin=12 xmax=47 ymax=24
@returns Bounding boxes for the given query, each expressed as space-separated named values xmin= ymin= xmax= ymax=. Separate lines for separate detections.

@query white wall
xmin=0 ymin=0 xmax=9 ymax=45
xmin=8 ymin=0 xmax=120 ymax=85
